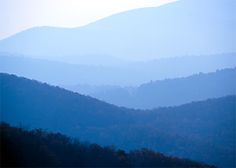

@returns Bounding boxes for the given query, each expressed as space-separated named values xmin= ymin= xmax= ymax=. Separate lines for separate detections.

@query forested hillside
xmin=68 ymin=68 xmax=236 ymax=109
xmin=0 ymin=123 xmax=215 ymax=167
xmin=1 ymin=73 xmax=235 ymax=167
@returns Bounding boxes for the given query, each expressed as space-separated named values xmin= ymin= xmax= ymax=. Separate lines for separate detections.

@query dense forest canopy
xmin=0 ymin=123 xmax=215 ymax=167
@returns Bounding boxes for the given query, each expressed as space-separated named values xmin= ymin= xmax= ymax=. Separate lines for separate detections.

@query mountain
xmin=0 ymin=0 xmax=235 ymax=62
xmin=67 ymin=68 xmax=236 ymax=109
xmin=1 ymin=73 xmax=235 ymax=167
xmin=1 ymin=123 xmax=215 ymax=167
xmin=1 ymin=53 xmax=236 ymax=86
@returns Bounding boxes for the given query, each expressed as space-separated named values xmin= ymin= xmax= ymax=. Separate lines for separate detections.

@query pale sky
xmin=0 ymin=0 xmax=177 ymax=40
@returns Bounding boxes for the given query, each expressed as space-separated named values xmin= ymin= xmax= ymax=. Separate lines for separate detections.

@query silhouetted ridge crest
xmin=0 ymin=123 xmax=215 ymax=167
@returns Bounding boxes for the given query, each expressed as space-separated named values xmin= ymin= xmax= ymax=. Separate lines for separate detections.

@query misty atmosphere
xmin=0 ymin=0 xmax=235 ymax=167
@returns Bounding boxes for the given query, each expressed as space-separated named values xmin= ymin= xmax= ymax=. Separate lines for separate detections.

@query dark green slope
xmin=1 ymin=73 xmax=235 ymax=167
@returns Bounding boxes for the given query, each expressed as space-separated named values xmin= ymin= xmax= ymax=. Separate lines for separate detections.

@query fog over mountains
xmin=66 ymin=68 xmax=236 ymax=109
xmin=0 ymin=0 xmax=235 ymax=167
xmin=0 ymin=0 xmax=235 ymax=62
xmin=0 ymin=53 xmax=236 ymax=86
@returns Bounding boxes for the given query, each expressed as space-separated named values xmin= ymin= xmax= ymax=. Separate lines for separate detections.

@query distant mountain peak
xmin=0 ymin=0 xmax=235 ymax=61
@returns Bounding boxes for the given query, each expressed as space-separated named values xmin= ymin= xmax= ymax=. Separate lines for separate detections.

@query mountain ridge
xmin=0 ymin=122 xmax=215 ymax=168
xmin=66 ymin=67 xmax=236 ymax=109
xmin=0 ymin=0 xmax=235 ymax=61
xmin=1 ymin=73 xmax=235 ymax=167
xmin=1 ymin=53 xmax=236 ymax=86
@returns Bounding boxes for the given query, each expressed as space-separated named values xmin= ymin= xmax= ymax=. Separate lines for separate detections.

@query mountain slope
xmin=68 ymin=68 xmax=236 ymax=109
xmin=1 ymin=123 xmax=215 ymax=167
xmin=0 ymin=73 xmax=235 ymax=167
xmin=0 ymin=73 xmax=135 ymax=130
xmin=0 ymin=0 xmax=235 ymax=61
xmin=1 ymin=53 xmax=236 ymax=86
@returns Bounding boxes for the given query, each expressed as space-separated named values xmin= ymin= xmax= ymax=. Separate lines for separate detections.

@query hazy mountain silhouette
xmin=67 ymin=68 xmax=236 ymax=109
xmin=1 ymin=53 xmax=236 ymax=86
xmin=0 ymin=0 xmax=234 ymax=62
xmin=1 ymin=73 xmax=235 ymax=167
xmin=1 ymin=123 xmax=215 ymax=167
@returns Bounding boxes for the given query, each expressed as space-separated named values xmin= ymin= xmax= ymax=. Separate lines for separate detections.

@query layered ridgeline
xmin=0 ymin=0 xmax=235 ymax=62
xmin=1 ymin=73 xmax=235 ymax=167
xmin=0 ymin=53 xmax=236 ymax=86
xmin=0 ymin=123 xmax=215 ymax=168
xmin=66 ymin=68 xmax=236 ymax=109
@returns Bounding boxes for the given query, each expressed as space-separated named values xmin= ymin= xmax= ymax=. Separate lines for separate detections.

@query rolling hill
xmin=1 ymin=73 xmax=235 ymax=167
xmin=1 ymin=53 xmax=236 ymax=86
xmin=0 ymin=0 xmax=235 ymax=62
xmin=67 ymin=68 xmax=236 ymax=109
